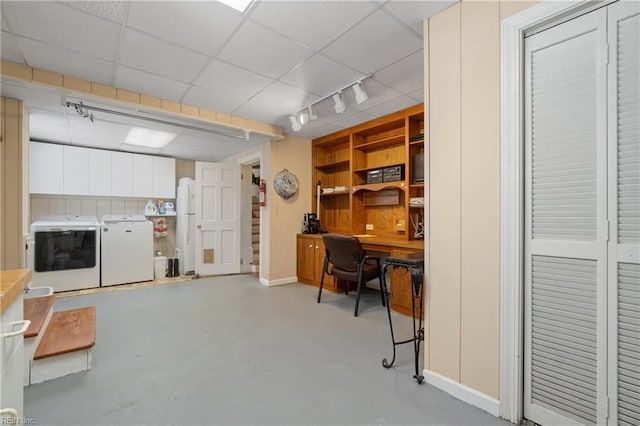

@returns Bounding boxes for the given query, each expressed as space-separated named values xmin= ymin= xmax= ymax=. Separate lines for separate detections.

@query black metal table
xmin=380 ymin=251 xmax=425 ymax=383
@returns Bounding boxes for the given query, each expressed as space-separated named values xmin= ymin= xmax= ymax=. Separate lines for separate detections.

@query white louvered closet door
xmin=608 ymin=2 xmax=640 ymax=426
xmin=524 ymin=9 xmax=608 ymax=426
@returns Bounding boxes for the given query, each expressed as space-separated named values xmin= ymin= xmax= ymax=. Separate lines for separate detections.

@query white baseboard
xmin=259 ymin=276 xmax=297 ymax=287
xmin=422 ymin=369 xmax=500 ymax=417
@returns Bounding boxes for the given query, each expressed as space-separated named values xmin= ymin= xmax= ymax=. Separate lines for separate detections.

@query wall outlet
xmin=365 ymin=224 xmax=374 ymax=230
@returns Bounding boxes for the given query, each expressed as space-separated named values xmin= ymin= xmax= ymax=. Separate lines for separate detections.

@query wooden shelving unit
xmin=311 ymin=104 xmax=425 ymax=241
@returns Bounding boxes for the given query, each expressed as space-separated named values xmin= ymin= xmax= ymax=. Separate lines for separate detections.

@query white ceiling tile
xmin=280 ymin=54 xmax=364 ymax=97
xmin=194 ymin=60 xmax=271 ymax=100
xmin=29 ymin=108 xmax=68 ymax=128
xmin=344 ymin=79 xmax=402 ymax=112
xmin=119 ymin=29 xmax=208 ymax=83
xmin=182 ymin=86 xmax=245 ymax=114
xmin=127 ymin=2 xmax=242 ymax=56
xmin=233 ymin=82 xmax=319 ymax=124
xmin=115 ymin=66 xmax=189 ymax=103
xmin=364 ymin=95 xmax=420 ymax=119
xmin=59 ymin=1 xmax=126 ymax=23
xmin=374 ymin=50 xmax=423 ymax=94
xmin=1 ymin=9 xmax=12 ymax=31
xmin=408 ymin=88 xmax=424 ymax=102
xmin=119 ymin=145 xmax=162 ymax=155
xmin=17 ymin=37 xmax=115 ymax=85
xmin=218 ymin=20 xmax=313 ymax=79
xmin=383 ymin=1 xmax=457 ymax=34
xmin=30 ymin=124 xmax=71 ymax=144
xmin=249 ymin=1 xmax=378 ymax=50
xmin=323 ymin=9 xmax=422 ymax=74
xmin=161 ymin=142 xmax=209 ymax=157
xmin=66 ymin=114 xmax=131 ymax=134
xmin=2 ymin=1 xmax=120 ymax=61
xmin=1 ymin=31 xmax=25 ymax=64
xmin=69 ymin=127 xmax=124 ymax=149
xmin=172 ymin=134 xmax=221 ymax=149
xmin=331 ymin=111 xmax=374 ymax=131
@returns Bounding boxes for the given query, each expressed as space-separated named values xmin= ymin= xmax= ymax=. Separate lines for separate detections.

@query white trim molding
xmin=499 ymin=0 xmax=600 ymax=423
xmin=259 ymin=276 xmax=297 ymax=287
xmin=423 ymin=370 xmax=500 ymax=417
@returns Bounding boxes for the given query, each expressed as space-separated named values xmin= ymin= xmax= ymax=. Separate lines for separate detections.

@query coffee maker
xmin=302 ymin=213 xmax=321 ymax=234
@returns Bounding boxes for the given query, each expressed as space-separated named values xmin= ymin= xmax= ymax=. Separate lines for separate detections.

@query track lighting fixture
xmin=289 ymin=114 xmax=302 ymax=132
xmin=333 ymin=93 xmax=346 ymax=114
xmin=353 ymin=82 xmax=368 ymax=105
xmin=289 ymin=73 xmax=373 ymax=132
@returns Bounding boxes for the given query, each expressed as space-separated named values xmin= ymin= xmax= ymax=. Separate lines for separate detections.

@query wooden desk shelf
xmin=311 ymin=104 xmax=425 ymax=241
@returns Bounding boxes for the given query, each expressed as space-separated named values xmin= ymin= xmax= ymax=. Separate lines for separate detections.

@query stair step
xmin=34 ymin=307 xmax=95 ymax=360
xmin=24 ymin=295 xmax=55 ymax=339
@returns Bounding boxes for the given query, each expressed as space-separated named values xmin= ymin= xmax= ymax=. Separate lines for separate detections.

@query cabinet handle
xmin=315 ymin=245 xmax=319 ymax=249
xmin=0 ymin=409 xmax=18 ymax=420
xmin=3 ymin=320 xmax=30 ymax=339
xmin=309 ymin=244 xmax=313 ymax=248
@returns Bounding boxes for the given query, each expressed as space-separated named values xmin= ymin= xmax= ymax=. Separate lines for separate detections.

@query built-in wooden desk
xmin=296 ymin=234 xmax=424 ymax=316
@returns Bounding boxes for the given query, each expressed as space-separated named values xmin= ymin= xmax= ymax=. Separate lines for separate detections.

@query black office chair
xmin=317 ymin=234 xmax=384 ymax=317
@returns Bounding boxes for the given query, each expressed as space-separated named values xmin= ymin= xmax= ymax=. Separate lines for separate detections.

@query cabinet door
xmin=296 ymin=236 xmax=316 ymax=284
xmin=88 ymin=149 xmax=111 ymax=196
xmin=29 ymin=141 xmax=63 ymax=194
xmin=313 ymin=238 xmax=337 ymax=291
xmin=63 ymin=145 xmax=89 ymax=195
xmin=111 ymin=152 xmax=132 ymax=197
xmin=152 ymin=156 xmax=175 ymax=199
xmin=132 ymin=154 xmax=153 ymax=198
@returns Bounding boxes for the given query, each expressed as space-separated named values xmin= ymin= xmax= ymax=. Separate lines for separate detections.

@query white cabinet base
xmin=30 ymin=349 xmax=92 ymax=384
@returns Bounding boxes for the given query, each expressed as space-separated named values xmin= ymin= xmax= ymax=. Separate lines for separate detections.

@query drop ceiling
xmin=0 ymin=0 xmax=456 ymax=162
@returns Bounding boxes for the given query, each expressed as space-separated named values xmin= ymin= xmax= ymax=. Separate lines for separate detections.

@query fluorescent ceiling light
xmin=218 ymin=0 xmax=253 ymax=13
xmin=125 ymin=127 xmax=177 ymax=148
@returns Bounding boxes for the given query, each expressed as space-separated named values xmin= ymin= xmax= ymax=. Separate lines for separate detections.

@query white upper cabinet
xmin=152 ymin=156 xmax=176 ymax=199
xmin=88 ymin=149 xmax=111 ymax=196
xmin=132 ymin=154 xmax=153 ymax=197
xmin=29 ymin=142 xmax=176 ymax=199
xmin=111 ymin=151 xmax=133 ymax=197
xmin=63 ymin=145 xmax=89 ymax=195
xmin=30 ymin=141 xmax=63 ymax=194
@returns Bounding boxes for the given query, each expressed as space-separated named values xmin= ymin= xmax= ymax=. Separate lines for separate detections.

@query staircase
xmin=251 ymin=196 xmax=260 ymax=272
xmin=23 ymin=296 xmax=95 ymax=385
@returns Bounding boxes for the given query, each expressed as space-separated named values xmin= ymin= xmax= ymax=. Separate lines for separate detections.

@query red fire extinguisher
xmin=259 ymin=179 xmax=266 ymax=207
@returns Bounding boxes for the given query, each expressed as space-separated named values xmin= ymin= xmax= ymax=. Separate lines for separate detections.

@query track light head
xmin=353 ymin=82 xmax=368 ymax=104
xmin=333 ymin=93 xmax=346 ymax=114
xmin=289 ymin=114 xmax=301 ymax=132
xmin=298 ymin=110 xmax=310 ymax=125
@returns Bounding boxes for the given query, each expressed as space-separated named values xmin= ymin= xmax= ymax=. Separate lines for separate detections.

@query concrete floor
xmin=24 ymin=275 xmax=511 ymax=426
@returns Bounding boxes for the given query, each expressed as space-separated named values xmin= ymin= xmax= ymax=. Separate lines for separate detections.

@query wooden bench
xmin=31 ymin=306 xmax=96 ymax=384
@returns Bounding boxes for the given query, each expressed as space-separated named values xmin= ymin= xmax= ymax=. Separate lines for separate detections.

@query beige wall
xmin=267 ymin=134 xmax=312 ymax=282
xmin=425 ymin=0 xmax=536 ymax=400
xmin=0 ymin=97 xmax=28 ymax=270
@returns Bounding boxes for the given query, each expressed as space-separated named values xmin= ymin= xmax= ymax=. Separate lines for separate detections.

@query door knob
xmin=197 ymin=225 xmax=202 ymax=229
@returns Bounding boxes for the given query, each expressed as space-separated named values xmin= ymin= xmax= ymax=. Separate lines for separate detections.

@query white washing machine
xmin=30 ymin=215 xmax=100 ymax=292
xmin=101 ymin=215 xmax=153 ymax=286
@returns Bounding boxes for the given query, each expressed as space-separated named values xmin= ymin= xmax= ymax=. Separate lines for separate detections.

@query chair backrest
xmin=322 ymin=234 xmax=364 ymax=272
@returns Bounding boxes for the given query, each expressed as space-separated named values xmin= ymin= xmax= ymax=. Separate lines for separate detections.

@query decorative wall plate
xmin=273 ymin=169 xmax=299 ymax=200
